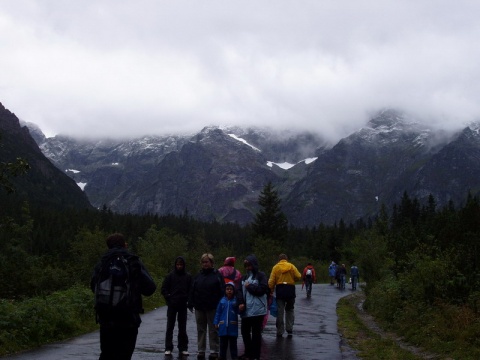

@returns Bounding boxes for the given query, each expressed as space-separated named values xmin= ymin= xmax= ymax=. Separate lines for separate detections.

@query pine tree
xmin=252 ymin=181 xmax=288 ymax=242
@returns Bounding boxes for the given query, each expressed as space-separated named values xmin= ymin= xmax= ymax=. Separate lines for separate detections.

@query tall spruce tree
xmin=252 ymin=181 xmax=288 ymax=242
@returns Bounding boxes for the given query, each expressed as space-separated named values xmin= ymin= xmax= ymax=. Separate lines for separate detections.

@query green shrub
xmin=0 ymin=285 xmax=96 ymax=356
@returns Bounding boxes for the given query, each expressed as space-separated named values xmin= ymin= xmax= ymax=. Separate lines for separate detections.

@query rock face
xmin=0 ymin=102 xmax=92 ymax=211
xmin=24 ymin=106 xmax=480 ymax=227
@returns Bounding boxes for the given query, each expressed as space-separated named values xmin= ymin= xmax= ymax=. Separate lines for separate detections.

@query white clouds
xmin=1 ymin=0 xmax=480 ymax=139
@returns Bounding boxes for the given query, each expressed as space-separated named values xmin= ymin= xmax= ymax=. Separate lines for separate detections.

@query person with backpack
xmin=268 ymin=253 xmax=301 ymax=338
xmin=239 ymin=254 xmax=268 ymax=360
xmin=188 ymin=253 xmax=225 ymax=360
xmin=161 ymin=256 xmax=193 ymax=356
xmin=90 ymin=233 xmax=157 ymax=360
xmin=302 ymin=263 xmax=316 ymax=298
xmin=218 ymin=257 xmax=242 ymax=290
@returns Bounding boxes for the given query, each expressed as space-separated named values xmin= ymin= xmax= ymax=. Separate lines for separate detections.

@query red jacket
xmin=302 ymin=265 xmax=316 ymax=283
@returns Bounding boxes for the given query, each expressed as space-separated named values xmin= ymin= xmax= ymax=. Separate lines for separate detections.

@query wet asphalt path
xmin=1 ymin=284 xmax=358 ymax=360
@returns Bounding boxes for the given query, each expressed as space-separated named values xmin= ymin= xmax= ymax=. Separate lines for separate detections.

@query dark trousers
xmin=165 ymin=305 xmax=189 ymax=351
xmin=241 ymin=315 xmax=263 ymax=359
xmin=219 ymin=335 xmax=238 ymax=360
xmin=99 ymin=325 xmax=138 ymax=360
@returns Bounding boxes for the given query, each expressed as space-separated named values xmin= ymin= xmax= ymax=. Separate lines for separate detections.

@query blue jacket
xmin=213 ymin=295 xmax=239 ymax=337
xmin=241 ymin=255 xmax=268 ymax=318
xmin=328 ymin=263 xmax=337 ymax=277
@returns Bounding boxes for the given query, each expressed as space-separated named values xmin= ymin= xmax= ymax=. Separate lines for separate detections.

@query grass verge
xmin=337 ymin=293 xmax=424 ymax=360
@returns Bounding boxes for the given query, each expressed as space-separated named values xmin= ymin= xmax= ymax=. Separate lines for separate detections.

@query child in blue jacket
xmin=213 ymin=282 xmax=240 ymax=360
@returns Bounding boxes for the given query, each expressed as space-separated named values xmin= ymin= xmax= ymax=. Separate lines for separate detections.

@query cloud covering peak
xmin=1 ymin=0 xmax=479 ymax=140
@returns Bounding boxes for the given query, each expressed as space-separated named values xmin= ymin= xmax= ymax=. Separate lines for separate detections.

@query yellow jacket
xmin=268 ymin=260 xmax=302 ymax=290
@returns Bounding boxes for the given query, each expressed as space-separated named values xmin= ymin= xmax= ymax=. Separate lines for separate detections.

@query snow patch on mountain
xmin=267 ymin=157 xmax=318 ymax=170
xmin=228 ymin=134 xmax=261 ymax=152
xmin=77 ymin=182 xmax=87 ymax=190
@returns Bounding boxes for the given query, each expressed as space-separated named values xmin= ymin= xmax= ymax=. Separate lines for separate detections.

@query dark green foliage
xmin=252 ymin=181 xmax=288 ymax=243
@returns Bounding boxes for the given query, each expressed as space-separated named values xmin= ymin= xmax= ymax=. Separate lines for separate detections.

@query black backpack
xmin=94 ymin=253 xmax=134 ymax=320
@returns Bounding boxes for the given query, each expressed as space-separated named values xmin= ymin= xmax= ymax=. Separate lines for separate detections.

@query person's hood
xmin=277 ymin=259 xmax=295 ymax=273
xmin=245 ymin=254 xmax=260 ymax=273
xmin=224 ymin=257 xmax=236 ymax=266
xmin=174 ymin=256 xmax=186 ymax=273
xmin=101 ymin=247 xmax=131 ymax=262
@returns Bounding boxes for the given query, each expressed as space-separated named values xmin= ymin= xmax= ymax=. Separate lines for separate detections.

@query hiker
xmin=90 ymin=233 xmax=156 ymax=360
xmin=336 ymin=264 xmax=347 ymax=289
xmin=188 ymin=253 xmax=224 ymax=360
xmin=213 ymin=281 xmax=240 ymax=360
xmin=302 ymin=263 xmax=316 ymax=297
xmin=240 ymin=254 xmax=268 ymax=360
xmin=268 ymin=253 xmax=301 ymax=337
xmin=161 ymin=256 xmax=193 ymax=356
xmin=350 ymin=263 xmax=360 ymax=290
xmin=218 ymin=257 xmax=242 ymax=290
xmin=328 ymin=261 xmax=337 ymax=285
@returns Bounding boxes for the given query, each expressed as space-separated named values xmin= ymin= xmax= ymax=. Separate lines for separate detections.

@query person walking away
xmin=240 ymin=255 xmax=268 ymax=360
xmin=91 ymin=233 xmax=157 ymax=360
xmin=350 ymin=263 xmax=360 ymax=290
xmin=268 ymin=254 xmax=301 ymax=337
xmin=328 ymin=261 xmax=337 ymax=285
xmin=302 ymin=263 xmax=316 ymax=297
xmin=213 ymin=282 xmax=240 ymax=360
xmin=218 ymin=257 xmax=242 ymax=290
xmin=161 ymin=256 xmax=193 ymax=356
xmin=188 ymin=253 xmax=225 ymax=360
xmin=337 ymin=264 xmax=347 ymax=289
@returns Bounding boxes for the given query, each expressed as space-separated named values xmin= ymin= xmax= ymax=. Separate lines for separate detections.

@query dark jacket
xmin=188 ymin=267 xmax=224 ymax=311
xmin=161 ymin=256 xmax=192 ymax=307
xmin=91 ymin=247 xmax=157 ymax=327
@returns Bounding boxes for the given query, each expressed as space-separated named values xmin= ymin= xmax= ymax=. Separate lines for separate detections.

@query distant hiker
xmin=268 ymin=253 xmax=301 ymax=337
xmin=161 ymin=256 xmax=193 ymax=356
xmin=240 ymin=254 xmax=268 ymax=360
xmin=336 ymin=264 xmax=347 ymax=289
xmin=91 ymin=233 xmax=156 ymax=360
xmin=350 ymin=263 xmax=360 ymax=291
xmin=213 ymin=281 xmax=240 ymax=360
xmin=302 ymin=263 xmax=316 ymax=297
xmin=218 ymin=256 xmax=242 ymax=290
xmin=328 ymin=261 xmax=337 ymax=285
xmin=188 ymin=253 xmax=224 ymax=360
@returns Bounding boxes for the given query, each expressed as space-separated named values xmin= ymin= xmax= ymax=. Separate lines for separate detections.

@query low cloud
xmin=1 ymin=0 xmax=479 ymax=141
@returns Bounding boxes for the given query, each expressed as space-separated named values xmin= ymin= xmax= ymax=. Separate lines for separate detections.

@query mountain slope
xmin=0 ymin=102 xmax=92 ymax=212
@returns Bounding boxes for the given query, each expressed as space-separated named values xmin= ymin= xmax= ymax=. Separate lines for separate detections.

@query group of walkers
xmin=90 ymin=232 xmax=359 ymax=360
xmin=328 ymin=261 xmax=360 ymax=290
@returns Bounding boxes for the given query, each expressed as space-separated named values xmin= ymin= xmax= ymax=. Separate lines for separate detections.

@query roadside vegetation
xmin=1 ymin=158 xmax=480 ymax=357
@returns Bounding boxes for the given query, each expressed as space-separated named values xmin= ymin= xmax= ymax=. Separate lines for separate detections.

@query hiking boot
xmin=197 ymin=352 xmax=205 ymax=359
xmin=165 ymin=350 xmax=172 ymax=355
xmin=287 ymin=331 xmax=293 ymax=337
xmin=181 ymin=350 xmax=190 ymax=356
xmin=208 ymin=353 xmax=219 ymax=360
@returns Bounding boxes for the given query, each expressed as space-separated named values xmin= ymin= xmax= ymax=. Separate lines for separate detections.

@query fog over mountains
xmin=22 ymin=108 xmax=480 ymax=227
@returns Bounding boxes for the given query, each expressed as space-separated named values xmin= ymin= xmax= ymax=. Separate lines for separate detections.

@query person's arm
xmin=293 ymin=265 xmax=302 ymax=282
xmin=246 ymin=272 xmax=268 ymax=296
xmin=268 ymin=267 xmax=276 ymax=293
xmin=138 ymin=263 xmax=157 ymax=296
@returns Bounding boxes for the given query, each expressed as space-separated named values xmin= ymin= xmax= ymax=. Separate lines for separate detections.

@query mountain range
xmin=3 ymin=100 xmax=480 ymax=227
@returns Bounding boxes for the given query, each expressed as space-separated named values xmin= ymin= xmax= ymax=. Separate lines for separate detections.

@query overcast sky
xmin=1 ymin=1 xmax=479 ymax=140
